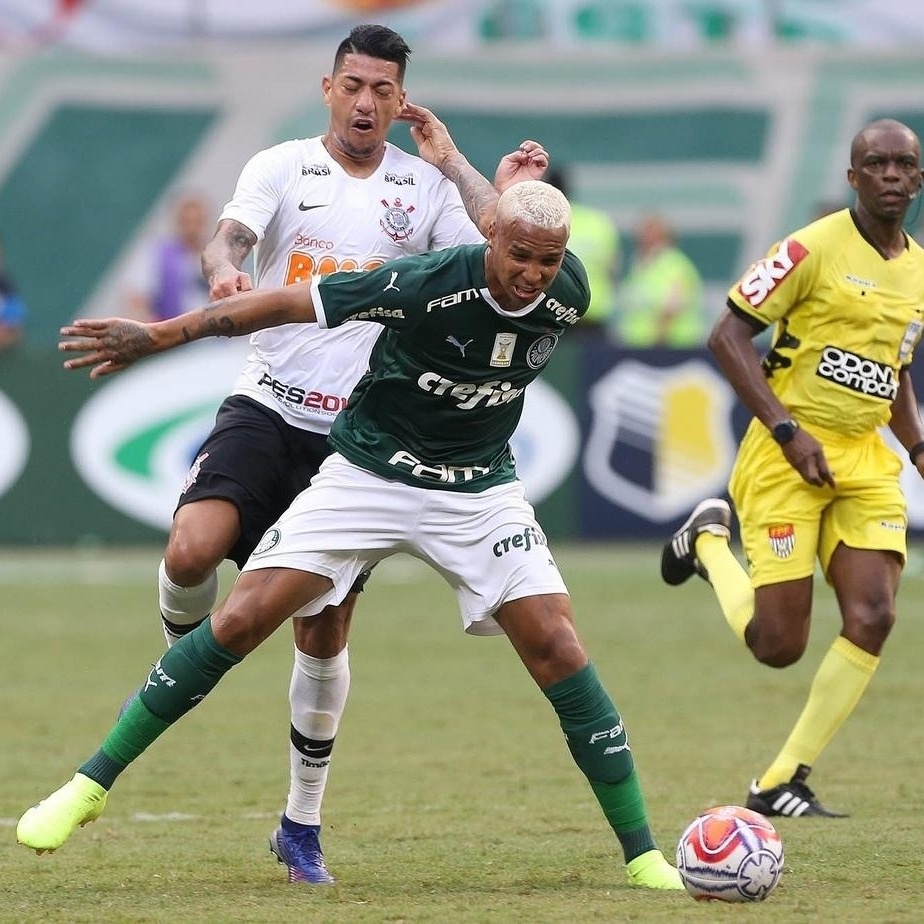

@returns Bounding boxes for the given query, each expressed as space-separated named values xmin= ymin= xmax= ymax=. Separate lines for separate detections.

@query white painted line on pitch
xmin=1 ymin=810 xmax=278 ymax=827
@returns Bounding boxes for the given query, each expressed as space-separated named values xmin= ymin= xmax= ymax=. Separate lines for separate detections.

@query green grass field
xmin=2 ymin=544 xmax=923 ymax=923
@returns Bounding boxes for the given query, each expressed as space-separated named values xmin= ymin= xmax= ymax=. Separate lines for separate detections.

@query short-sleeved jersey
xmin=219 ymin=137 xmax=484 ymax=433
xmin=311 ymin=245 xmax=590 ymax=492
xmin=727 ymin=209 xmax=924 ymax=436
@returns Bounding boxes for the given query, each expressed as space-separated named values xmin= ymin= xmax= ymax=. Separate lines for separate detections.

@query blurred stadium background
xmin=3 ymin=0 xmax=924 ymax=545
xmin=5 ymin=6 xmax=924 ymax=920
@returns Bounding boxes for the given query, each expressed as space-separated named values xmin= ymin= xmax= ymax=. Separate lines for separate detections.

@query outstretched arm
xmin=399 ymin=102 xmax=547 ymax=236
xmin=59 ymin=283 xmax=315 ymax=378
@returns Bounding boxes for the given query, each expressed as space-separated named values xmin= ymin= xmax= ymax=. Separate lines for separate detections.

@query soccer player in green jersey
xmin=661 ymin=118 xmax=924 ymax=817
xmin=21 ymin=105 xmax=682 ymax=891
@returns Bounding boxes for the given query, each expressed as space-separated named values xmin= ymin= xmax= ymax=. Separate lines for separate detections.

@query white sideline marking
xmin=2 ymin=810 xmax=277 ymax=827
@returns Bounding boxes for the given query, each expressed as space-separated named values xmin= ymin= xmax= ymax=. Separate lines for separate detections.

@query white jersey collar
xmin=479 ymin=286 xmax=545 ymax=317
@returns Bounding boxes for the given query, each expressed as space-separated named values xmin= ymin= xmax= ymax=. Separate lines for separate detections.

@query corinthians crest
xmin=380 ymin=197 xmax=415 ymax=241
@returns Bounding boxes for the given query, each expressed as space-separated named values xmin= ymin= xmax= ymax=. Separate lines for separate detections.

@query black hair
xmin=333 ymin=24 xmax=412 ymax=82
xmin=545 ymin=166 xmax=569 ymax=198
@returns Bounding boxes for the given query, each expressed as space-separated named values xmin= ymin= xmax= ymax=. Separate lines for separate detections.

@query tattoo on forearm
xmin=202 ymin=221 xmax=257 ymax=278
xmin=226 ymin=228 xmax=255 ymax=266
xmin=188 ymin=303 xmax=245 ymax=341
xmin=441 ymin=158 xmax=497 ymax=226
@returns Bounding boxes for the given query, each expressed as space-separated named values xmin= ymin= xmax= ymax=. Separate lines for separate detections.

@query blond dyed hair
xmin=496 ymin=180 xmax=571 ymax=233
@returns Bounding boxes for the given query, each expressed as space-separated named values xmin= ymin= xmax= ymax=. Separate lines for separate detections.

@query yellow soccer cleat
xmin=626 ymin=848 xmax=685 ymax=890
xmin=16 ymin=773 xmax=108 ymax=854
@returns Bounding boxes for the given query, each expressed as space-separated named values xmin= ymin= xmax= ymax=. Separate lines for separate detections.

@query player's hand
xmin=209 ymin=268 xmax=253 ymax=301
xmin=59 ymin=318 xmax=156 ymax=378
xmin=398 ymin=102 xmax=459 ymax=170
xmin=494 ymin=140 xmax=549 ymax=191
xmin=782 ymin=429 xmax=836 ymax=489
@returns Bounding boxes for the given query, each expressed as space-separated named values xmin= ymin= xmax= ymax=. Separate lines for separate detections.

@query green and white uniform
xmin=243 ymin=243 xmax=590 ymax=634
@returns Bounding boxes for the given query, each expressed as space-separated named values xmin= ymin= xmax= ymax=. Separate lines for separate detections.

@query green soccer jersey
xmin=313 ymin=243 xmax=589 ymax=491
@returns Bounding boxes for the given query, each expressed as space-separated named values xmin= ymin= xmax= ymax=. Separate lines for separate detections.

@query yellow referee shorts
xmin=729 ymin=419 xmax=907 ymax=589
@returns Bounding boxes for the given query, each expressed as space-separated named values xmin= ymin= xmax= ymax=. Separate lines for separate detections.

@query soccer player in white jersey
xmin=125 ymin=24 xmax=544 ymax=884
xmin=30 ymin=111 xmax=685 ymax=892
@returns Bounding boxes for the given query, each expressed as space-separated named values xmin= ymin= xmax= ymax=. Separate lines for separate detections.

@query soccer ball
xmin=676 ymin=805 xmax=784 ymax=902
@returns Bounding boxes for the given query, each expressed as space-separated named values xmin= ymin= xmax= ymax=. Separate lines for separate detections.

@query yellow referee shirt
xmin=727 ymin=209 xmax=924 ymax=437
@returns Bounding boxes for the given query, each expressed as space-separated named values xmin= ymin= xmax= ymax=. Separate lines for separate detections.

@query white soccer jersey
xmin=220 ymin=136 xmax=484 ymax=432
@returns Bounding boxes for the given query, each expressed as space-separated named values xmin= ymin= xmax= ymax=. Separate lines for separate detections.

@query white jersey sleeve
xmin=218 ymin=143 xmax=293 ymax=243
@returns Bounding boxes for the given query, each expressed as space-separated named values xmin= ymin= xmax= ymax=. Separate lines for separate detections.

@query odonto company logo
xmin=583 ymin=359 xmax=737 ymax=522
xmin=70 ymin=340 xmax=249 ymax=529
xmin=0 ymin=390 xmax=29 ymax=497
xmin=510 ymin=378 xmax=580 ymax=505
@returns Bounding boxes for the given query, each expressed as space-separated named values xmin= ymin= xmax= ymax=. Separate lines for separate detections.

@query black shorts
xmin=177 ymin=395 xmax=333 ymax=568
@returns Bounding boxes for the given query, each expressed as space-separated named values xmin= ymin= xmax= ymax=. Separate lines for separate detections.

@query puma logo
xmin=446 ymin=335 xmax=474 ymax=357
xmin=383 ymin=271 xmax=400 ymax=292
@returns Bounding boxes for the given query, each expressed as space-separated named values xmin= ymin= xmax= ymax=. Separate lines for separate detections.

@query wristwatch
xmin=771 ymin=419 xmax=799 ymax=446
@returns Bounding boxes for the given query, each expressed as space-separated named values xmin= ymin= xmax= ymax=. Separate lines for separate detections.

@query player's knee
xmin=212 ymin=594 xmax=283 ymax=656
xmin=746 ymin=625 xmax=805 ymax=668
xmin=164 ymin=537 xmax=220 ymax=587
xmin=532 ymin=624 xmax=588 ymax=682
xmin=844 ymin=600 xmax=895 ymax=651
xmin=293 ymin=600 xmax=354 ymax=656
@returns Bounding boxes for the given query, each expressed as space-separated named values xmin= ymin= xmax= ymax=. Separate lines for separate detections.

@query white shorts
xmin=241 ymin=453 xmax=568 ymax=635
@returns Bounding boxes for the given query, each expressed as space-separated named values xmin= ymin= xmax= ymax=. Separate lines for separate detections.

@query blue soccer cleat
xmin=269 ymin=821 xmax=335 ymax=885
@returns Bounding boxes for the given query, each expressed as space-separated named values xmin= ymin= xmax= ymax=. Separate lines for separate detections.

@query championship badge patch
xmin=767 ymin=523 xmax=795 ymax=559
xmin=490 ymin=333 xmax=517 ymax=367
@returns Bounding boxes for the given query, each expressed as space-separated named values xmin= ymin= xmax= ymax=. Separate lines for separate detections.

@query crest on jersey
xmin=380 ymin=198 xmax=415 ymax=241
xmin=583 ymin=359 xmax=736 ymax=521
xmin=181 ymin=452 xmax=209 ymax=495
xmin=526 ymin=334 xmax=558 ymax=369
xmin=252 ymin=528 xmax=281 ymax=556
xmin=302 ymin=163 xmax=331 ymax=176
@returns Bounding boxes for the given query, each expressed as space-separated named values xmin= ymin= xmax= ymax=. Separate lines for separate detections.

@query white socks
xmin=157 ymin=558 xmax=219 ymax=647
xmin=285 ymin=646 xmax=350 ymax=826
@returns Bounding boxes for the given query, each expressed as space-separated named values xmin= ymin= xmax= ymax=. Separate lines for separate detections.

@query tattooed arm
xmin=202 ymin=219 xmax=258 ymax=299
xmin=400 ymin=102 xmax=547 ymax=236
xmin=59 ymin=284 xmax=316 ymax=378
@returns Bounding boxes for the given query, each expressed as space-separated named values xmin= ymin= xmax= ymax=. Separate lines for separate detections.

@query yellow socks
xmin=757 ymin=636 xmax=879 ymax=789
xmin=695 ymin=532 xmax=753 ymax=642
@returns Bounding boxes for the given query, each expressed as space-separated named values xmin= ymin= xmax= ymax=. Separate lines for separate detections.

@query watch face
xmin=773 ymin=421 xmax=797 ymax=444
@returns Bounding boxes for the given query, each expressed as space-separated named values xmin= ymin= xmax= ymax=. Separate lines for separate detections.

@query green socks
xmin=544 ymin=663 xmax=656 ymax=862
xmin=79 ymin=620 xmax=242 ymax=790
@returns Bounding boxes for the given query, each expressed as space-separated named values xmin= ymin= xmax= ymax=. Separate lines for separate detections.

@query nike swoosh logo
xmin=298 ymin=202 xmax=327 ymax=211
